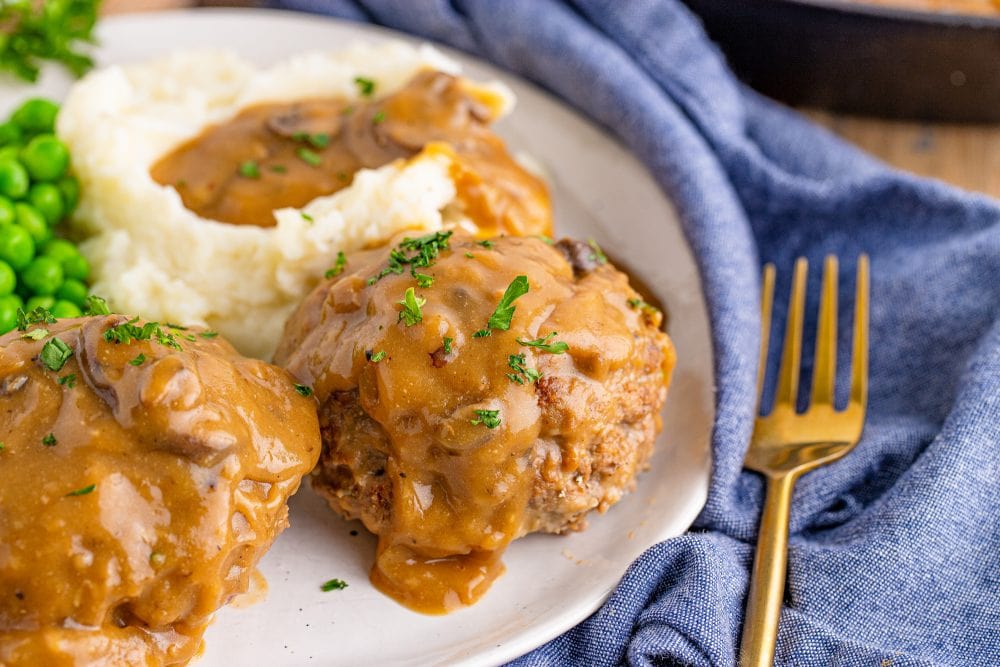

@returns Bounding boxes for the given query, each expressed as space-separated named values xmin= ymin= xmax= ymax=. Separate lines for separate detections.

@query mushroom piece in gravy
xmin=150 ymin=70 xmax=552 ymax=237
xmin=274 ymin=232 xmax=675 ymax=614
xmin=0 ymin=316 xmax=320 ymax=666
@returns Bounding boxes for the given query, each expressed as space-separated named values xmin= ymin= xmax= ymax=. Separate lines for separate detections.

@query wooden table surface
xmin=102 ymin=0 xmax=1000 ymax=201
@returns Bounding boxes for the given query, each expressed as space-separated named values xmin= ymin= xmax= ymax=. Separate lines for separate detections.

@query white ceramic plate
xmin=0 ymin=9 xmax=714 ymax=666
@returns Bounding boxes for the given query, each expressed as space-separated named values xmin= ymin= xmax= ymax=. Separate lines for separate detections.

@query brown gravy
xmin=151 ymin=71 xmax=552 ymax=237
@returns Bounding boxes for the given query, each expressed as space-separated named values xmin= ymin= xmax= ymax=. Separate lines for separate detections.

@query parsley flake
xmin=58 ymin=373 xmax=76 ymax=388
xmin=370 ymin=350 xmax=387 ymax=363
xmin=269 ymin=164 xmax=287 ymax=174
xmin=294 ymin=384 xmax=313 ymax=398
xmin=507 ymin=353 xmax=542 ymax=385
xmin=42 ymin=433 xmax=57 ymax=447
xmin=83 ymin=296 xmax=110 ymax=316
xmin=103 ymin=319 xmax=182 ymax=351
xmin=296 ymin=147 xmax=322 ymax=167
xmin=587 ymin=239 xmax=608 ymax=265
xmin=325 ymin=251 xmax=347 ymax=279
xmin=517 ymin=332 xmax=569 ymax=354
xmin=477 ymin=239 xmax=494 ymax=249
xmin=21 ymin=328 xmax=48 ymax=340
xmin=238 ymin=160 xmax=260 ymax=179
xmin=16 ymin=306 xmax=55 ymax=331
xmin=199 ymin=331 xmax=219 ymax=339
xmin=354 ymin=76 xmax=376 ymax=97
xmin=369 ymin=231 xmax=453 ymax=285
xmin=470 ymin=409 xmax=501 ymax=429
xmin=475 ymin=275 xmax=529 ymax=337
xmin=129 ymin=353 xmax=146 ymax=366
xmin=443 ymin=337 xmax=454 ymax=355
xmin=397 ymin=287 xmax=426 ymax=326
xmin=321 ymin=578 xmax=348 ymax=592
xmin=414 ymin=272 xmax=433 ymax=288
xmin=372 ymin=110 xmax=386 ymax=124
xmin=465 ymin=252 xmax=475 ymax=259
xmin=627 ymin=298 xmax=660 ymax=315
xmin=40 ymin=337 xmax=73 ymax=371
xmin=66 ymin=484 xmax=96 ymax=497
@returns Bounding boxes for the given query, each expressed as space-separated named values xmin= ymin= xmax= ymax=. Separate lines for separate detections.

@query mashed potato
xmin=57 ymin=43 xmax=516 ymax=359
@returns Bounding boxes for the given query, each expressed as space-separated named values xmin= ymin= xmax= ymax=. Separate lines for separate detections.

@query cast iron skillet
xmin=682 ymin=0 xmax=1000 ymax=122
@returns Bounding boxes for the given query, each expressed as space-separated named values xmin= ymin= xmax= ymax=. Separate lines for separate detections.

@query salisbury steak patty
xmin=274 ymin=231 xmax=675 ymax=613
xmin=0 ymin=315 xmax=320 ymax=666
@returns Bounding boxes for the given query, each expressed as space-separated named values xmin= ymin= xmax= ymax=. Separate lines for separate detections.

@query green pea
xmin=11 ymin=99 xmax=59 ymax=134
xmin=15 ymin=203 xmax=49 ymax=244
xmin=0 ymin=260 xmax=15 ymax=296
xmin=58 ymin=176 xmax=79 ymax=213
xmin=0 ymin=223 xmax=34 ymax=271
xmin=42 ymin=238 xmax=78 ymax=262
xmin=20 ymin=135 xmax=69 ymax=182
xmin=0 ymin=146 xmax=19 ymax=163
xmin=0 ymin=197 xmax=14 ymax=226
xmin=51 ymin=299 xmax=82 ymax=319
xmin=62 ymin=253 xmax=89 ymax=281
xmin=0 ymin=294 xmax=23 ymax=334
xmin=28 ymin=183 xmax=64 ymax=225
xmin=0 ymin=122 xmax=21 ymax=146
xmin=21 ymin=255 xmax=63 ymax=296
xmin=55 ymin=277 xmax=88 ymax=306
xmin=25 ymin=295 xmax=55 ymax=312
xmin=0 ymin=159 xmax=29 ymax=199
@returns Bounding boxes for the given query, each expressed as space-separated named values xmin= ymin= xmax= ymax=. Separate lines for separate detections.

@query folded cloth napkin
xmin=269 ymin=1 xmax=1000 ymax=664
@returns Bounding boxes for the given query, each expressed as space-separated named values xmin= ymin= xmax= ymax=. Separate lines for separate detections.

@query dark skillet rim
xmin=780 ymin=0 xmax=1000 ymax=28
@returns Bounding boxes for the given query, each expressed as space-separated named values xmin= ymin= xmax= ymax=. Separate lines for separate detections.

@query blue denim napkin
xmin=268 ymin=1 xmax=1000 ymax=664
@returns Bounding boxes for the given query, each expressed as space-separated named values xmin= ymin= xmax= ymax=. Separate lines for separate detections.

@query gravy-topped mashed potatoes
xmin=59 ymin=43 xmax=551 ymax=359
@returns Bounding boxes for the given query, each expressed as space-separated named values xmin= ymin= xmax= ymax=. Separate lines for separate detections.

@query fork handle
xmin=739 ymin=472 xmax=798 ymax=667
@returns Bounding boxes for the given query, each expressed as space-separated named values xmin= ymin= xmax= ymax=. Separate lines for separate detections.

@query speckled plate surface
xmin=0 ymin=9 xmax=714 ymax=666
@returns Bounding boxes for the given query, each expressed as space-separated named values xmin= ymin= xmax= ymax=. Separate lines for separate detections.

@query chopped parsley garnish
xmin=166 ymin=323 xmax=188 ymax=331
xmin=0 ymin=442 xmax=5 ymax=452
xmin=301 ymin=212 xmax=314 ymax=223
xmin=40 ymin=337 xmax=73 ymax=371
xmin=476 ymin=275 xmax=529 ymax=337
xmin=397 ymin=287 xmax=425 ymax=326
xmin=103 ymin=319 xmax=182 ymax=351
xmin=443 ymin=337 xmax=454 ymax=355
xmin=292 ymin=131 xmax=330 ymax=149
xmin=0 ymin=0 xmax=99 ymax=83
xmin=325 ymin=251 xmax=347 ymax=279
xmin=66 ymin=484 xmax=96 ymax=497
xmin=470 ymin=409 xmax=501 ymax=429
xmin=372 ymin=110 xmax=386 ymax=124
xmin=16 ymin=306 xmax=55 ymax=331
xmin=354 ymin=76 xmax=376 ymax=97
xmin=238 ymin=160 xmax=260 ymax=179
xmin=42 ymin=433 xmax=57 ymax=447
xmin=269 ymin=164 xmax=287 ymax=173
xmin=83 ymin=296 xmax=110 ymax=316
xmin=627 ymin=298 xmax=660 ymax=315
xmin=294 ymin=384 xmax=313 ymax=398
xmin=58 ymin=373 xmax=76 ymax=388
xmin=370 ymin=350 xmax=387 ymax=363
xmin=199 ymin=331 xmax=219 ymax=339
xmin=507 ymin=353 xmax=542 ymax=385
xmin=129 ymin=353 xmax=146 ymax=366
xmin=368 ymin=231 xmax=453 ymax=285
xmin=517 ymin=331 xmax=569 ymax=354
xmin=296 ymin=146 xmax=323 ymax=167
xmin=320 ymin=578 xmax=348 ymax=592
xmin=587 ymin=239 xmax=608 ymax=265
xmin=538 ymin=235 xmax=555 ymax=245
xmin=465 ymin=252 xmax=475 ymax=259
xmin=21 ymin=328 xmax=48 ymax=341
xmin=414 ymin=272 xmax=433 ymax=288
xmin=477 ymin=239 xmax=494 ymax=249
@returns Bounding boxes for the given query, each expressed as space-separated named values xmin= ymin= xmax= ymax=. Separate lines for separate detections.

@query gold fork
xmin=738 ymin=255 xmax=870 ymax=667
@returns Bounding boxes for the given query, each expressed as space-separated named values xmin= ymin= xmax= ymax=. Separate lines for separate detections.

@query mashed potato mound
xmin=58 ymin=43 xmax=515 ymax=359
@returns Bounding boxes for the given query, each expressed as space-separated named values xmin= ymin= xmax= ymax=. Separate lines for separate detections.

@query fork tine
xmin=774 ymin=258 xmax=808 ymax=409
xmin=850 ymin=254 xmax=870 ymax=408
xmin=757 ymin=264 xmax=776 ymax=409
xmin=811 ymin=256 xmax=838 ymax=405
